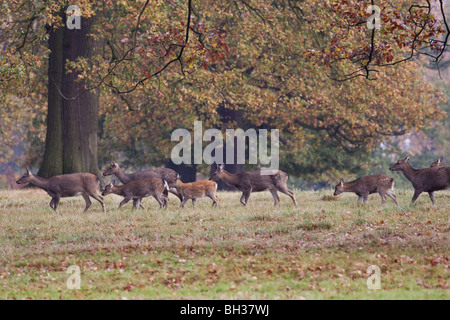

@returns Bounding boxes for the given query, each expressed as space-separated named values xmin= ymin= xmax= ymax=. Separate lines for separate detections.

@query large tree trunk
xmin=39 ymin=16 xmax=100 ymax=177
xmin=62 ymin=17 xmax=100 ymax=175
xmin=38 ymin=26 xmax=64 ymax=178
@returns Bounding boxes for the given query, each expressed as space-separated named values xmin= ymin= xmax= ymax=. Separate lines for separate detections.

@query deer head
xmin=209 ymin=164 xmax=225 ymax=181
xmin=389 ymin=155 xmax=411 ymax=171
xmin=333 ymin=178 xmax=345 ymax=196
xmin=103 ymin=161 xmax=119 ymax=176
xmin=16 ymin=167 xmax=33 ymax=185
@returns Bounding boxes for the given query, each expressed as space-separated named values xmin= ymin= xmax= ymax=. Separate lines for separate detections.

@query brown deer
xmin=333 ymin=175 xmax=398 ymax=205
xmin=175 ymin=176 xmax=218 ymax=208
xmin=431 ymin=156 xmax=444 ymax=168
xmin=101 ymin=178 xmax=169 ymax=210
xmin=15 ymin=168 xmax=105 ymax=213
xmin=390 ymin=155 xmax=450 ymax=204
xmin=102 ymin=161 xmax=183 ymax=202
xmin=209 ymin=164 xmax=297 ymax=206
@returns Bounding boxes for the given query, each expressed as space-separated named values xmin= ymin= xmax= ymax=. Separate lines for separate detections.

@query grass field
xmin=0 ymin=188 xmax=448 ymax=300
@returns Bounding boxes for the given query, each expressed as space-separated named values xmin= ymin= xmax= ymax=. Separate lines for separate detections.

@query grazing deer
xmin=15 ymin=168 xmax=105 ymax=213
xmin=390 ymin=155 xmax=450 ymax=204
xmin=101 ymin=178 xmax=169 ymax=210
xmin=175 ymin=175 xmax=218 ymax=208
xmin=209 ymin=164 xmax=297 ymax=206
xmin=431 ymin=156 xmax=444 ymax=168
xmin=102 ymin=161 xmax=183 ymax=203
xmin=333 ymin=175 xmax=398 ymax=205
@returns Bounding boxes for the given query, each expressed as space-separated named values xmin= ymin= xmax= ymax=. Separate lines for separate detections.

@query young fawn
xmin=333 ymin=174 xmax=398 ymax=205
xmin=102 ymin=178 xmax=169 ymax=210
xmin=175 ymin=176 xmax=218 ymax=208
xmin=15 ymin=168 xmax=105 ymax=213
xmin=209 ymin=164 xmax=297 ymax=206
xmin=390 ymin=155 xmax=450 ymax=204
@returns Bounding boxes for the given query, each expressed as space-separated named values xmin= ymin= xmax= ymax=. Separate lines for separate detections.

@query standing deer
xmin=15 ymin=168 xmax=105 ymax=213
xmin=389 ymin=155 xmax=450 ymax=204
xmin=175 ymin=175 xmax=218 ymax=208
xmin=102 ymin=161 xmax=183 ymax=203
xmin=333 ymin=175 xmax=398 ymax=205
xmin=101 ymin=178 xmax=169 ymax=210
xmin=209 ymin=164 xmax=297 ymax=206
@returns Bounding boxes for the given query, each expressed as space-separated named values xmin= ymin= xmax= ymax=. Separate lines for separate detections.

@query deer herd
xmin=15 ymin=155 xmax=449 ymax=213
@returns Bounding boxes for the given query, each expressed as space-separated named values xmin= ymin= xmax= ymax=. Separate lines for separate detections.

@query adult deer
xmin=16 ymin=168 xmax=105 ymax=213
xmin=209 ymin=164 xmax=297 ymax=206
xmin=390 ymin=155 xmax=450 ymax=204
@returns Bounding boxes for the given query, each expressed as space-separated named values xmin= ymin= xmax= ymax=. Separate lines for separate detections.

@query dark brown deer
xmin=15 ymin=168 xmax=105 ymax=213
xmin=209 ymin=164 xmax=297 ymax=206
xmin=431 ymin=156 xmax=444 ymax=168
xmin=101 ymin=178 xmax=169 ymax=210
xmin=103 ymin=162 xmax=182 ymax=201
xmin=176 ymin=176 xmax=218 ymax=208
xmin=390 ymin=155 xmax=450 ymax=204
xmin=333 ymin=175 xmax=398 ymax=205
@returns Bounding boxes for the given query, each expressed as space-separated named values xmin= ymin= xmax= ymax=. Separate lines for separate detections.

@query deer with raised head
xmin=175 ymin=175 xmax=218 ymax=208
xmin=102 ymin=161 xmax=183 ymax=203
xmin=333 ymin=174 xmax=398 ymax=205
xmin=390 ymin=155 xmax=450 ymax=204
xmin=101 ymin=178 xmax=169 ymax=210
xmin=15 ymin=168 xmax=105 ymax=213
xmin=431 ymin=156 xmax=445 ymax=168
xmin=209 ymin=164 xmax=297 ymax=206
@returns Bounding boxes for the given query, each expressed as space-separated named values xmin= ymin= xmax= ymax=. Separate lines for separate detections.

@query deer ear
xmin=112 ymin=178 xmax=116 ymax=185
xmin=25 ymin=166 xmax=31 ymax=175
xmin=111 ymin=161 xmax=117 ymax=167
xmin=405 ymin=155 xmax=410 ymax=162
xmin=439 ymin=156 xmax=444 ymax=163
xmin=176 ymin=173 xmax=180 ymax=180
xmin=218 ymin=164 xmax=224 ymax=171
xmin=340 ymin=178 xmax=344 ymax=186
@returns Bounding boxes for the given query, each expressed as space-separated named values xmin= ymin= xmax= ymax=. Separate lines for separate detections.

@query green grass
xmin=0 ymin=189 xmax=448 ymax=299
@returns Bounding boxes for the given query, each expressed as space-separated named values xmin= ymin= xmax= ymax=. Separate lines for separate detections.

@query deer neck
xmin=220 ymin=171 xmax=240 ymax=186
xmin=400 ymin=163 xmax=417 ymax=183
xmin=30 ymin=175 xmax=51 ymax=191
xmin=112 ymin=185 xmax=126 ymax=196
xmin=343 ymin=181 xmax=358 ymax=192
xmin=114 ymin=168 xmax=132 ymax=184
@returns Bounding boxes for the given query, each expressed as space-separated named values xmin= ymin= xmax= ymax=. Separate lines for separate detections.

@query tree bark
xmin=38 ymin=26 xmax=64 ymax=177
xmin=62 ymin=17 xmax=100 ymax=175
xmin=39 ymin=16 xmax=100 ymax=177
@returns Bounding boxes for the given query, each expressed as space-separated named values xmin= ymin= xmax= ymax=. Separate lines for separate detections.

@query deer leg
xmin=133 ymin=198 xmax=142 ymax=210
xmin=192 ymin=198 xmax=196 ymax=207
xmin=357 ymin=196 xmax=364 ymax=203
xmin=180 ymin=196 xmax=190 ymax=208
xmin=82 ymin=194 xmax=92 ymax=214
xmin=240 ymin=193 xmax=246 ymax=206
xmin=153 ymin=194 xmax=166 ymax=209
xmin=169 ymin=188 xmax=183 ymax=202
xmin=90 ymin=193 xmax=106 ymax=213
xmin=363 ymin=194 xmax=369 ymax=204
xmin=411 ymin=190 xmax=422 ymax=204
xmin=428 ymin=192 xmax=435 ymax=205
xmin=206 ymin=193 xmax=218 ymax=207
xmin=270 ymin=188 xmax=280 ymax=206
xmin=385 ymin=190 xmax=398 ymax=206
xmin=51 ymin=196 xmax=61 ymax=213
xmin=277 ymin=187 xmax=297 ymax=205
xmin=118 ymin=197 xmax=132 ymax=210
xmin=379 ymin=192 xmax=386 ymax=205
xmin=244 ymin=190 xmax=251 ymax=205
